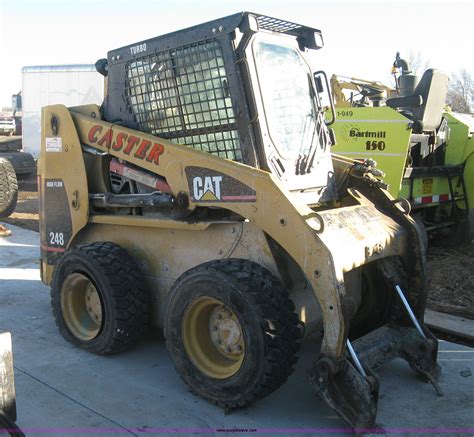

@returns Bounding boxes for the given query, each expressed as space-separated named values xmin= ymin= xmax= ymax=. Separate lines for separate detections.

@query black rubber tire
xmin=413 ymin=213 xmax=428 ymax=254
xmin=0 ymin=158 xmax=18 ymax=218
xmin=349 ymin=263 xmax=393 ymax=340
xmin=165 ymin=258 xmax=300 ymax=409
xmin=51 ymin=242 xmax=150 ymax=355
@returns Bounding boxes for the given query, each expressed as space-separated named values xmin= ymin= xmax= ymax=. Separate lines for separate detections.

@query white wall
xmin=22 ymin=66 xmax=104 ymax=158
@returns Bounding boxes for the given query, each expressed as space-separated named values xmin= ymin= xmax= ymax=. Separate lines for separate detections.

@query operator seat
xmin=386 ymin=69 xmax=449 ymax=133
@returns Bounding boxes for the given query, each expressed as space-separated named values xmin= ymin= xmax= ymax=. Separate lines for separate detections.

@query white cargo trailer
xmin=22 ymin=65 xmax=104 ymax=158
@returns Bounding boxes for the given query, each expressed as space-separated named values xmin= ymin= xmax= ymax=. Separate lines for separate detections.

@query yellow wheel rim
xmin=61 ymin=273 xmax=103 ymax=341
xmin=182 ymin=297 xmax=245 ymax=379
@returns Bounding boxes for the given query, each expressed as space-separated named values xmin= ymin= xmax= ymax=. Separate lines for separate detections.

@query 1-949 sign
xmin=366 ymin=140 xmax=386 ymax=151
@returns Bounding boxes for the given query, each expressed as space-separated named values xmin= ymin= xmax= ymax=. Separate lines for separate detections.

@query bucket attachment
xmin=309 ymin=356 xmax=379 ymax=429
xmin=308 ymin=285 xmax=441 ymax=431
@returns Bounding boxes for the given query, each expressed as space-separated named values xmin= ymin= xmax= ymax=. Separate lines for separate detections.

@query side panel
xmin=399 ymin=177 xmax=459 ymax=209
xmin=38 ymin=106 xmax=90 ymax=284
xmin=463 ymin=153 xmax=474 ymax=212
xmin=445 ymin=112 xmax=473 ymax=210
xmin=444 ymin=112 xmax=473 ymax=164
xmin=331 ymin=106 xmax=411 ymax=198
xmin=42 ymin=178 xmax=73 ymax=265
xmin=72 ymin=222 xmax=283 ymax=328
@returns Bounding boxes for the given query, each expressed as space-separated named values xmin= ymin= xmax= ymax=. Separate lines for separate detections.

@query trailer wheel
xmin=165 ymin=259 xmax=300 ymax=409
xmin=0 ymin=158 xmax=18 ymax=218
xmin=51 ymin=242 xmax=150 ymax=355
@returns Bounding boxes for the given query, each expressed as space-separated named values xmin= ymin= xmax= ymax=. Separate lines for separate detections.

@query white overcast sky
xmin=0 ymin=0 xmax=472 ymax=108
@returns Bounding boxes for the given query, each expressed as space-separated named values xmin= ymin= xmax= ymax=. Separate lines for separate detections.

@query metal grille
xmin=256 ymin=15 xmax=302 ymax=34
xmin=126 ymin=39 xmax=242 ymax=161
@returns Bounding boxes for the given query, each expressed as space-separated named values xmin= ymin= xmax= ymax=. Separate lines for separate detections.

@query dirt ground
xmin=3 ymin=175 xmax=38 ymax=232
xmin=426 ymin=243 xmax=474 ymax=319
xmin=3 ymin=173 xmax=474 ymax=320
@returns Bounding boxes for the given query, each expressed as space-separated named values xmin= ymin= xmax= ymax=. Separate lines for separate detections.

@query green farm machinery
xmin=331 ymin=54 xmax=473 ymax=245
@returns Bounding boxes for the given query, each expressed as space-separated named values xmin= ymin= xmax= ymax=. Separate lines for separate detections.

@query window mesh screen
xmin=126 ymin=39 xmax=242 ymax=161
xmin=256 ymin=16 xmax=302 ymax=33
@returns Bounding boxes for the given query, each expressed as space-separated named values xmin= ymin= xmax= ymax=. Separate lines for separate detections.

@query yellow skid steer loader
xmin=39 ymin=12 xmax=441 ymax=430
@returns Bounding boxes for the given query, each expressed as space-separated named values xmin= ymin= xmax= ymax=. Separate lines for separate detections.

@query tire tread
xmin=0 ymin=157 xmax=18 ymax=218
xmin=166 ymin=258 xmax=300 ymax=409
xmin=51 ymin=242 xmax=150 ymax=355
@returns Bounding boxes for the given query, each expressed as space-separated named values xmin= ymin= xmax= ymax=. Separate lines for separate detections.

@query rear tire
xmin=0 ymin=158 xmax=18 ymax=218
xmin=51 ymin=242 xmax=150 ymax=355
xmin=165 ymin=259 xmax=300 ymax=409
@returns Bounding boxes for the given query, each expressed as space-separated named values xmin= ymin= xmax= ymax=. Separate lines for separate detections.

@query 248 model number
xmin=49 ymin=232 xmax=65 ymax=246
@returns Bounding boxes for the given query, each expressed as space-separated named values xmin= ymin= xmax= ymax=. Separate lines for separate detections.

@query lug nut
xmin=226 ymin=347 xmax=232 ymax=353
xmin=216 ymin=339 xmax=222 ymax=345
xmin=235 ymin=345 xmax=242 ymax=352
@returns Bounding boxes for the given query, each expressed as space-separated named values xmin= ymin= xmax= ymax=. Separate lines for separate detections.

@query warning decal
xmin=45 ymin=137 xmax=63 ymax=153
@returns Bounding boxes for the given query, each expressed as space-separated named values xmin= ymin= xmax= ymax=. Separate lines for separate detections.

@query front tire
xmin=165 ymin=259 xmax=300 ymax=409
xmin=51 ymin=242 xmax=150 ymax=355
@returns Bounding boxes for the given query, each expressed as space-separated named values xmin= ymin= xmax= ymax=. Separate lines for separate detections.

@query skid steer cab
xmin=39 ymin=12 xmax=441 ymax=430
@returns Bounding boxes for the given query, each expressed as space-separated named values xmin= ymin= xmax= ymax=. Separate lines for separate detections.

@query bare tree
xmin=447 ymin=69 xmax=473 ymax=114
xmin=407 ymin=51 xmax=430 ymax=75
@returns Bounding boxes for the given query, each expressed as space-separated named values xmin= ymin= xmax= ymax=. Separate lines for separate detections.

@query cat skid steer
xmin=39 ymin=12 xmax=440 ymax=430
